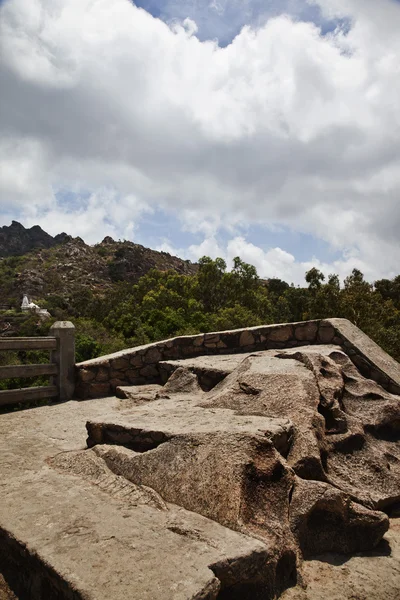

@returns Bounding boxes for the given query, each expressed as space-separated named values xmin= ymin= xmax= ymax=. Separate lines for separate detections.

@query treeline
xmin=38 ymin=256 xmax=400 ymax=363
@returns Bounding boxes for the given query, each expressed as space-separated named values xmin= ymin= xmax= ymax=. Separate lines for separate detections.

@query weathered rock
xmin=2 ymin=341 xmax=400 ymax=600
xmin=115 ymin=384 xmax=162 ymax=402
xmin=269 ymin=325 xmax=293 ymax=343
xmin=289 ymin=478 xmax=389 ymax=557
xmin=96 ymin=367 xmax=109 ymax=382
xmin=139 ymin=364 xmax=159 ymax=378
xmin=129 ymin=355 xmax=143 ymax=368
xmin=79 ymin=368 xmax=95 ymax=383
xmin=110 ymin=357 xmax=130 ymax=371
xmin=240 ymin=330 xmax=255 ymax=347
xmin=295 ymin=323 xmax=318 ymax=342
xmin=145 ymin=347 xmax=162 ymax=364
xmin=163 ymin=367 xmax=201 ymax=394
xmin=318 ymin=324 xmax=335 ymax=344
xmin=82 ymin=345 xmax=399 ymax=597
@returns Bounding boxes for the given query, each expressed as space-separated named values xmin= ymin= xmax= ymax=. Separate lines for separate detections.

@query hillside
xmin=0 ymin=222 xmax=197 ymax=307
xmin=0 ymin=222 xmax=399 ymax=369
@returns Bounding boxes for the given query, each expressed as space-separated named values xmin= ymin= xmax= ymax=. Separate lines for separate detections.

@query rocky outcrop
xmin=0 ymin=221 xmax=197 ymax=301
xmin=75 ymin=345 xmax=399 ymax=596
xmin=0 ymin=221 xmax=70 ymax=257
xmin=106 ymin=242 xmax=197 ymax=282
xmin=1 ymin=342 xmax=399 ymax=599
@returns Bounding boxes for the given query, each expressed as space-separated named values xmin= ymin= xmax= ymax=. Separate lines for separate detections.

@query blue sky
xmin=1 ymin=0 xmax=400 ymax=284
xmin=133 ymin=0 xmax=347 ymax=45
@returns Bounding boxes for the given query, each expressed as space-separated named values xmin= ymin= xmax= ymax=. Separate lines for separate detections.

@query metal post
xmin=50 ymin=321 xmax=75 ymax=401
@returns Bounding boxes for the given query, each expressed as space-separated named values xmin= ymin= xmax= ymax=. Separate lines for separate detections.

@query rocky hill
xmin=0 ymin=221 xmax=71 ymax=257
xmin=0 ymin=222 xmax=197 ymax=307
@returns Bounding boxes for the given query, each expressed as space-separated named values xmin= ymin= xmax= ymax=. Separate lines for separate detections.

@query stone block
xmin=181 ymin=345 xmax=194 ymax=356
xmin=110 ymin=369 xmax=125 ymax=379
xmin=130 ymin=355 xmax=143 ymax=368
xmin=295 ymin=322 xmax=318 ymax=342
xmin=79 ymin=368 xmax=95 ymax=383
xmin=96 ymin=368 xmax=109 ymax=382
xmin=269 ymin=325 xmax=293 ymax=343
xmin=220 ymin=333 xmax=240 ymax=349
xmin=145 ymin=347 xmax=162 ymax=364
xmin=126 ymin=369 xmax=140 ymax=380
xmin=193 ymin=336 xmax=204 ymax=347
xmin=332 ymin=336 xmax=344 ymax=345
xmin=140 ymin=365 xmax=160 ymax=378
xmin=266 ymin=341 xmax=286 ymax=349
xmin=318 ymin=325 xmax=335 ymax=344
xmin=163 ymin=347 xmax=180 ymax=359
xmin=204 ymin=334 xmax=220 ymax=346
xmin=239 ymin=330 xmax=255 ymax=347
xmin=110 ymin=357 xmax=130 ymax=371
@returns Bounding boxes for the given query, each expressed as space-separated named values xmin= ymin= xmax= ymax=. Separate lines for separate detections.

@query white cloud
xmin=1 ymin=0 xmax=400 ymax=281
xmin=182 ymin=235 xmax=373 ymax=285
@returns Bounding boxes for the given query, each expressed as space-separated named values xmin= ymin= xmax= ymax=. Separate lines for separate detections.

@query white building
xmin=21 ymin=295 xmax=51 ymax=318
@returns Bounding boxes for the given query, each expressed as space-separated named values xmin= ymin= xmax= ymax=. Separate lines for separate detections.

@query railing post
xmin=50 ymin=321 xmax=75 ymax=402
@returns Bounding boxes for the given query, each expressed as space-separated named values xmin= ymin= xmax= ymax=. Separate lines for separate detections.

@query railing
xmin=0 ymin=321 xmax=75 ymax=408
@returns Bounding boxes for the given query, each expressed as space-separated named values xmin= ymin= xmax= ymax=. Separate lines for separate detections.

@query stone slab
xmin=0 ymin=399 xmax=271 ymax=600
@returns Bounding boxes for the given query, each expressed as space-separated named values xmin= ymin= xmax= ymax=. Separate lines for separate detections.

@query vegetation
xmin=1 ymin=256 xmax=400 ymax=365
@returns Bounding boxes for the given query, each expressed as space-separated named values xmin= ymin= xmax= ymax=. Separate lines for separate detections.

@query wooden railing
xmin=0 ymin=322 xmax=75 ymax=408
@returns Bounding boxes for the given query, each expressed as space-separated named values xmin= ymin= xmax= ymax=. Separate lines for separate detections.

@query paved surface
xmin=0 ymin=398 xmax=270 ymax=600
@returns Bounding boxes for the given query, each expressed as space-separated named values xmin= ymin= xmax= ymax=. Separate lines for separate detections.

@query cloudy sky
xmin=1 ymin=0 xmax=400 ymax=284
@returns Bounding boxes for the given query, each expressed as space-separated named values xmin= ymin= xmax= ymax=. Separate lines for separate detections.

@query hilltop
xmin=0 ymin=222 xmax=197 ymax=307
xmin=0 ymin=221 xmax=71 ymax=257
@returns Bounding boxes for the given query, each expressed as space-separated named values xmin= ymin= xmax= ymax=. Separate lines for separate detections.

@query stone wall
xmin=75 ymin=319 xmax=400 ymax=399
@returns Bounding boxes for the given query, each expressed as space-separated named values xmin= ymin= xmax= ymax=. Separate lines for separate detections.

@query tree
xmin=305 ymin=268 xmax=325 ymax=292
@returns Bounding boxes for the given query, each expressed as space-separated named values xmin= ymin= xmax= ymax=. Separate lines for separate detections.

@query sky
xmin=1 ymin=0 xmax=400 ymax=285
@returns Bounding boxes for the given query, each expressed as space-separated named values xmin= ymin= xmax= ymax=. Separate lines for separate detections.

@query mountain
xmin=0 ymin=222 xmax=197 ymax=306
xmin=0 ymin=221 xmax=71 ymax=257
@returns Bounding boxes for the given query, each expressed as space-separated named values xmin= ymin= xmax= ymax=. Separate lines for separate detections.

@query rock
xmin=129 ymin=355 xmax=143 ymax=368
xmin=269 ymin=325 xmax=293 ymax=343
xmin=239 ymin=330 xmax=255 ymax=347
xmin=79 ymin=368 xmax=96 ymax=383
xmin=289 ymin=478 xmax=389 ymax=557
xmin=204 ymin=334 xmax=220 ymax=347
xmin=0 ymin=221 xmax=63 ymax=257
xmin=318 ymin=324 xmax=335 ymax=344
xmin=96 ymin=368 xmax=109 ymax=382
xmin=3 ymin=342 xmax=399 ymax=599
xmin=110 ymin=357 xmax=130 ymax=371
xmin=139 ymin=364 xmax=159 ymax=378
xmin=145 ymin=347 xmax=162 ymax=364
xmin=163 ymin=367 xmax=201 ymax=394
xmin=295 ymin=322 xmax=318 ymax=342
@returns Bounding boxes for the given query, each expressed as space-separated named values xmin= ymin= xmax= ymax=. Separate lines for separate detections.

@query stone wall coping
xmin=327 ymin=318 xmax=400 ymax=390
xmin=75 ymin=318 xmax=400 ymax=398
xmin=76 ymin=320 xmax=320 ymax=367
